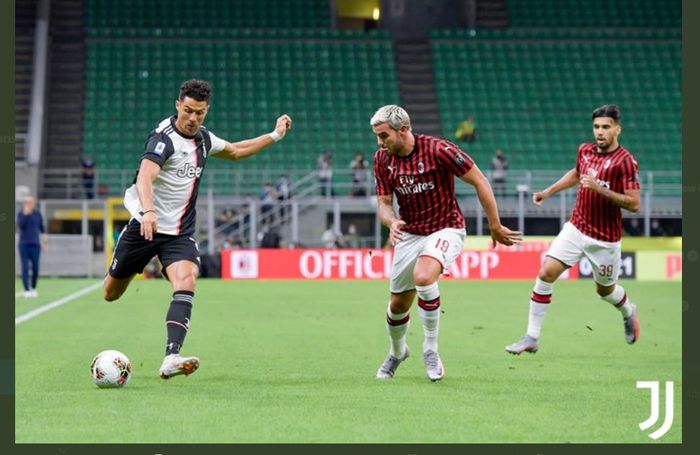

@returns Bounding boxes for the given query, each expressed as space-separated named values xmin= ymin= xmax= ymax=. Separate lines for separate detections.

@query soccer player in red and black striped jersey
xmin=506 ymin=104 xmax=641 ymax=355
xmin=371 ymin=105 xmax=522 ymax=381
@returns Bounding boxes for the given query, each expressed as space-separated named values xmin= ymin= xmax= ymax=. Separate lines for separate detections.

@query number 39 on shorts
xmin=599 ymin=264 xmax=614 ymax=277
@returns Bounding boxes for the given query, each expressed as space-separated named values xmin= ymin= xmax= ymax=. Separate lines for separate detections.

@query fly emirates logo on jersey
xmin=586 ymin=168 xmax=611 ymax=189
xmin=396 ymin=174 xmax=435 ymax=195
xmin=177 ymin=163 xmax=203 ymax=179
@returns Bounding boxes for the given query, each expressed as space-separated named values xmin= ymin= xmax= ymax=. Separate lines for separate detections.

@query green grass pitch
xmin=15 ymin=278 xmax=681 ymax=443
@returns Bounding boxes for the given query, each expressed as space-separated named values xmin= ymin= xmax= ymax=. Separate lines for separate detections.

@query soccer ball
xmin=90 ymin=350 xmax=132 ymax=388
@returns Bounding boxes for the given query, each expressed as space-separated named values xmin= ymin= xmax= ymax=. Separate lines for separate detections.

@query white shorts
xmin=546 ymin=222 xmax=621 ymax=286
xmin=390 ymin=227 xmax=466 ymax=293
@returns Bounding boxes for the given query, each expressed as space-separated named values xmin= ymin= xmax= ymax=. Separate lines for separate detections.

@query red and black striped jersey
xmin=374 ymin=134 xmax=474 ymax=235
xmin=569 ymin=142 xmax=641 ymax=242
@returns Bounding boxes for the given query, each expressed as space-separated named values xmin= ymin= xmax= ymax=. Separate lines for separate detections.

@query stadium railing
xmin=40 ymin=168 xmax=681 ymax=199
xmin=34 ymin=168 xmax=680 ymax=257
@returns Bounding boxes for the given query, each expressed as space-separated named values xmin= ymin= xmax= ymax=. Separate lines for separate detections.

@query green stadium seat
xmin=431 ymin=30 xmax=680 ymax=173
xmin=83 ymin=31 xmax=399 ymax=195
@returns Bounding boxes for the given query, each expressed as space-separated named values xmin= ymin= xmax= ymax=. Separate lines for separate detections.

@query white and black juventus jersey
xmin=124 ymin=116 xmax=226 ymax=236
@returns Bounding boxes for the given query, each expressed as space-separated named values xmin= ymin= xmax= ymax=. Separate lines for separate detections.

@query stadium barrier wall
xmin=221 ymin=248 xmax=681 ymax=281
xmin=14 ymin=234 xmax=94 ymax=277
xmin=222 ymin=249 xmax=580 ymax=280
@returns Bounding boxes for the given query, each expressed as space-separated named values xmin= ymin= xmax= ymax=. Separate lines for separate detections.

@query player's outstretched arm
xmin=460 ymin=165 xmax=523 ymax=247
xmin=533 ymin=167 xmax=579 ymax=205
xmin=215 ymin=114 xmax=292 ymax=161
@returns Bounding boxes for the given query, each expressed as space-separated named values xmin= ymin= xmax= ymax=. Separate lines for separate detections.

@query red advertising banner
xmin=221 ymin=249 xmax=580 ymax=280
xmin=666 ymin=254 xmax=682 ymax=279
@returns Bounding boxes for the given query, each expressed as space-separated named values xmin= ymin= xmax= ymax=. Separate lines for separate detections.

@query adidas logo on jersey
xmin=177 ymin=163 xmax=203 ymax=179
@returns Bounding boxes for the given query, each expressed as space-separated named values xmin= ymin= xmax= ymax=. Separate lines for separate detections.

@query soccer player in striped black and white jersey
xmin=371 ymin=105 xmax=522 ymax=381
xmin=103 ymin=79 xmax=292 ymax=379
xmin=506 ymin=104 xmax=641 ymax=355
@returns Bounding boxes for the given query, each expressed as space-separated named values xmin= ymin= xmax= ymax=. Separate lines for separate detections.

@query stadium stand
xmin=77 ymin=0 xmax=680 ymax=196
xmin=431 ymin=28 xmax=681 ymax=173
xmin=506 ymin=0 xmax=681 ymax=28
xmin=85 ymin=0 xmax=331 ymax=28
xmin=83 ymin=30 xmax=399 ymax=194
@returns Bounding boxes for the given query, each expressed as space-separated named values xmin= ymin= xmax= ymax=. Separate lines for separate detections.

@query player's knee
xmin=537 ymin=269 xmax=558 ymax=283
xmin=389 ymin=300 xmax=411 ymax=314
xmin=596 ymin=284 xmax=615 ymax=297
xmin=413 ymin=274 xmax=435 ymax=287
xmin=413 ymin=267 xmax=439 ymax=286
xmin=173 ymin=273 xmax=197 ymax=291
xmin=103 ymin=288 xmax=121 ymax=302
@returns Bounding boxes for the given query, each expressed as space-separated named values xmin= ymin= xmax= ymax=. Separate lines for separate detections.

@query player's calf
xmin=599 ymin=284 xmax=639 ymax=344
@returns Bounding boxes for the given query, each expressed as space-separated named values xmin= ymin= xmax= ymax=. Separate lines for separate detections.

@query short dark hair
xmin=179 ymin=79 xmax=212 ymax=103
xmin=592 ymin=104 xmax=621 ymax=122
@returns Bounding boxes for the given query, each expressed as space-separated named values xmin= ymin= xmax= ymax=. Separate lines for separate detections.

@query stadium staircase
xmin=41 ymin=0 xmax=86 ymax=197
xmin=476 ymin=0 xmax=508 ymax=28
xmin=15 ymin=0 xmax=37 ymax=161
xmin=393 ymin=40 xmax=442 ymax=137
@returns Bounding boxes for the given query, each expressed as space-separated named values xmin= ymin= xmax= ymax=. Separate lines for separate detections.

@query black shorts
xmin=108 ymin=219 xmax=201 ymax=279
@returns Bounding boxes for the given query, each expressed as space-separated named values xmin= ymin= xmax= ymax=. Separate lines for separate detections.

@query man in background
xmin=17 ymin=195 xmax=47 ymax=298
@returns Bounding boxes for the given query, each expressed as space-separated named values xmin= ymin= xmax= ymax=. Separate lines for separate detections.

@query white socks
xmin=526 ymin=278 xmax=553 ymax=339
xmin=386 ymin=303 xmax=410 ymax=358
xmin=416 ymin=283 xmax=441 ymax=353
xmin=601 ymin=284 xmax=633 ymax=318
xmin=385 ymin=282 xmax=442 ymax=357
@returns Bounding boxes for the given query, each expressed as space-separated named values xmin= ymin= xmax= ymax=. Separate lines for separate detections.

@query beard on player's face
xmin=387 ymin=135 xmax=404 ymax=155
xmin=596 ymin=132 xmax=618 ymax=150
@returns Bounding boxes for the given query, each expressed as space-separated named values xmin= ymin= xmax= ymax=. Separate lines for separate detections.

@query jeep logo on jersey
xmin=177 ymin=163 xmax=203 ymax=179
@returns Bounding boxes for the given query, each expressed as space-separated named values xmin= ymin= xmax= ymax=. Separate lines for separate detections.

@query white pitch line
xmin=15 ymin=281 xmax=103 ymax=326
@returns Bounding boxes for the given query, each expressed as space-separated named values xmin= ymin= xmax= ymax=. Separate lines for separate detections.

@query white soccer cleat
xmin=623 ymin=303 xmax=640 ymax=344
xmin=159 ymin=354 xmax=200 ymax=379
xmin=423 ymin=350 xmax=445 ymax=382
xmin=375 ymin=347 xmax=410 ymax=379
xmin=29 ymin=289 xmax=38 ymax=298
xmin=505 ymin=335 xmax=540 ymax=355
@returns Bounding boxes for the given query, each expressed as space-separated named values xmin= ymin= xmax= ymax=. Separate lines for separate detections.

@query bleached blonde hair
xmin=370 ymin=105 xmax=411 ymax=131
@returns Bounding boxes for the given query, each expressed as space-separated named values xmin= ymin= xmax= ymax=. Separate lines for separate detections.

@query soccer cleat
xmin=29 ymin=289 xmax=38 ymax=298
xmin=423 ymin=350 xmax=444 ymax=382
xmin=375 ymin=347 xmax=410 ymax=379
xmin=623 ymin=303 xmax=640 ymax=344
xmin=22 ymin=291 xmax=32 ymax=298
xmin=505 ymin=335 xmax=539 ymax=355
xmin=159 ymin=354 xmax=200 ymax=379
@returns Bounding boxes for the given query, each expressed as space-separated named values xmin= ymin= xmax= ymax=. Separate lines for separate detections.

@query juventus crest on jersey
xmin=124 ymin=116 xmax=227 ymax=236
